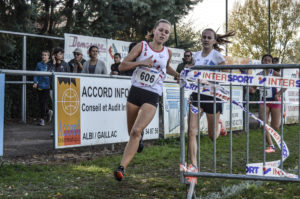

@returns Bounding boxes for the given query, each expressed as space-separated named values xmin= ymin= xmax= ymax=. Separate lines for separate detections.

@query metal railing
xmin=0 ymin=30 xmax=64 ymax=123
xmin=180 ymin=64 xmax=300 ymax=199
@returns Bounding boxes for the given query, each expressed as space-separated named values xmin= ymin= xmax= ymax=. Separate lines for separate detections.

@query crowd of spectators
xmin=33 ymin=42 xmax=138 ymax=126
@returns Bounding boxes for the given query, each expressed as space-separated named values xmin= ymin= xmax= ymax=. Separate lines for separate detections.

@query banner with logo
xmin=165 ymin=47 xmax=185 ymax=81
xmin=162 ymin=82 xmax=243 ymax=138
xmin=64 ymin=33 xmax=107 ymax=65
xmin=0 ymin=74 xmax=4 ymax=156
xmin=283 ymin=69 xmax=299 ymax=124
xmin=54 ymin=76 xmax=159 ymax=149
xmin=106 ymin=39 xmax=131 ymax=73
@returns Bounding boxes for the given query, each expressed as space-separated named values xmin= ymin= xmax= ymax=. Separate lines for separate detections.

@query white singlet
xmin=193 ymin=49 xmax=225 ymax=90
xmin=131 ymin=41 xmax=169 ymax=96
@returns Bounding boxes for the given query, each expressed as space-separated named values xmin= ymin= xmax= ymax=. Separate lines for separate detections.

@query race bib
xmin=260 ymin=87 xmax=273 ymax=99
xmin=135 ymin=67 xmax=160 ymax=86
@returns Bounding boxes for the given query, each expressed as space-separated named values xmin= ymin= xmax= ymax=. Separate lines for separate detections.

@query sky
xmin=182 ymin=0 xmax=245 ymax=33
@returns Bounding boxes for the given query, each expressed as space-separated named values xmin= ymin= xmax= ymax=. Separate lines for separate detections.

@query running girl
xmin=114 ymin=19 xmax=180 ymax=181
xmin=250 ymin=54 xmax=285 ymax=153
xmin=187 ymin=28 xmax=235 ymax=172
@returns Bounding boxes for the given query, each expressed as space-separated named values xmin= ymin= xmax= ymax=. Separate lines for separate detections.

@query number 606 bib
xmin=135 ymin=67 xmax=160 ymax=86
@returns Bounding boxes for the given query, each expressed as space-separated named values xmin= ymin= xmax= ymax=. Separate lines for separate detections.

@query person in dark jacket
xmin=68 ymin=48 xmax=86 ymax=73
xmin=33 ymin=50 xmax=53 ymax=126
xmin=175 ymin=50 xmax=194 ymax=79
xmin=110 ymin=53 xmax=121 ymax=75
xmin=48 ymin=47 xmax=70 ymax=72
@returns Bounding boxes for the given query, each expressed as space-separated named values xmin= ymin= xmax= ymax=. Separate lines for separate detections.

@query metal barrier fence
xmin=0 ymin=30 xmax=64 ymax=123
xmin=179 ymin=64 xmax=300 ymax=199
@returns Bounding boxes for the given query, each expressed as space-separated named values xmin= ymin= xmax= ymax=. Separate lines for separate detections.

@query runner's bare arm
xmin=119 ymin=42 xmax=154 ymax=71
xmin=166 ymin=49 xmax=180 ymax=79
xmin=219 ymin=61 xmax=229 ymax=72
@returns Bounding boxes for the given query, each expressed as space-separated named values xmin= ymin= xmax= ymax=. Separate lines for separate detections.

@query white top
xmin=193 ymin=49 xmax=225 ymax=68
xmin=193 ymin=49 xmax=225 ymax=90
xmin=258 ymin=69 xmax=278 ymax=100
xmin=131 ymin=41 xmax=170 ymax=96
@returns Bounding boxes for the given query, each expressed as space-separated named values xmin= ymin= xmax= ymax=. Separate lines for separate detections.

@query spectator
xmin=175 ymin=50 xmax=194 ymax=78
xmin=119 ymin=42 xmax=137 ymax=76
xmin=273 ymin=57 xmax=280 ymax=72
xmin=48 ymin=47 xmax=70 ymax=72
xmin=110 ymin=53 xmax=121 ymax=75
xmin=68 ymin=48 xmax=86 ymax=73
xmin=33 ymin=50 xmax=53 ymax=126
xmin=82 ymin=45 xmax=107 ymax=74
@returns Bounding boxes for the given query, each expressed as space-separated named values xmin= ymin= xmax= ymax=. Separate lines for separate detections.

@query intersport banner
xmin=54 ymin=76 xmax=159 ymax=149
xmin=162 ymin=83 xmax=243 ymax=138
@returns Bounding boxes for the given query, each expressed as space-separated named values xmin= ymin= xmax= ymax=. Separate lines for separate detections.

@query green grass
xmin=0 ymin=125 xmax=300 ymax=198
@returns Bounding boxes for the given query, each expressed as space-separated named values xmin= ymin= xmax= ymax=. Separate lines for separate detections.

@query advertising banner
xmin=166 ymin=47 xmax=185 ymax=81
xmin=0 ymin=74 xmax=4 ymax=156
xmin=54 ymin=76 xmax=159 ymax=149
xmin=64 ymin=33 xmax=185 ymax=77
xmin=106 ymin=39 xmax=131 ymax=73
xmin=283 ymin=69 xmax=299 ymax=124
xmin=162 ymin=83 xmax=243 ymax=138
xmin=64 ymin=33 xmax=107 ymax=65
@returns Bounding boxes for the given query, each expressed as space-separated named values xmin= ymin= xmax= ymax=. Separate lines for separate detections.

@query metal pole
xmin=263 ymin=70 xmax=266 ymax=169
xmin=22 ymin=36 xmax=27 ymax=123
xmin=229 ymin=69 xmax=233 ymax=174
xmin=180 ymin=81 xmax=185 ymax=183
xmin=298 ymin=68 xmax=300 ymax=178
xmin=197 ymin=79 xmax=201 ymax=170
xmin=213 ymin=76 xmax=217 ymax=173
xmin=225 ymin=0 xmax=228 ymax=56
xmin=174 ymin=22 xmax=178 ymax=48
xmin=268 ymin=0 xmax=271 ymax=54
xmin=246 ymin=70 xmax=250 ymax=165
xmin=280 ymin=69 xmax=284 ymax=169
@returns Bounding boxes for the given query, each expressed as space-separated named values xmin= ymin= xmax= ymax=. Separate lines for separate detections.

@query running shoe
xmin=39 ymin=119 xmax=45 ymax=126
xmin=219 ymin=119 xmax=227 ymax=136
xmin=114 ymin=166 xmax=125 ymax=181
xmin=137 ymin=131 xmax=144 ymax=153
xmin=186 ymin=164 xmax=198 ymax=184
xmin=187 ymin=164 xmax=198 ymax=173
xmin=265 ymin=146 xmax=276 ymax=153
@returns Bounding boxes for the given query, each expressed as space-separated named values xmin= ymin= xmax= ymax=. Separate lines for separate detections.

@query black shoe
xmin=137 ymin=131 xmax=144 ymax=153
xmin=114 ymin=166 xmax=125 ymax=181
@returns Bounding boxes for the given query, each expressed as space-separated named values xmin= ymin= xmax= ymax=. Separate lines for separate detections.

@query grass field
xmin=0 ymin=125 xmax=300 ymax=198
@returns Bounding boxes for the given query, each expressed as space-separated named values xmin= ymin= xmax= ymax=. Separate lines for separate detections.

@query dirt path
xmin=2 ymin=122 xmax=127 ymax=164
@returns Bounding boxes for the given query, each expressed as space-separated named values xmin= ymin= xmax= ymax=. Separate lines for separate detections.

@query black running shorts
xmin=127 ymin=86 xmax=159 ymax=107
xmin=191 ymin=92 xmax=223 ymax=114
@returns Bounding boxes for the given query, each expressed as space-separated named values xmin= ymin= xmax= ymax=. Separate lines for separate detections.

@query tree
xmin=228 ymin=0 xmax=300 ymax=63
xmin=167 ymin=19 xmax=202 ymax=51
xmin=0 ymin=0 xmax=203 ymax=119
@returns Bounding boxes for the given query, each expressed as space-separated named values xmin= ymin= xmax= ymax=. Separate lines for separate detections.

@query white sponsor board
xmin=283 ymin=69 xmax=299 ymax=124
xmin=106 ymin=39 xmax=131 ymax=73
xmin=166 ymin=47 xmax=185 ymax=81
xmin=64 ymin=33 xmax=107 ymax=64
xmin=162 ymin=83 xmax=243 ymax=138
xmin=54 ymin=76 xmax=159 ymax=149
xmin=64 ymin=33 xmax=184 ymax=77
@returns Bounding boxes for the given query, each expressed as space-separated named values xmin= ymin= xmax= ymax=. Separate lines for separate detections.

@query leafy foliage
xmin=0 ymin=0 xmax=201 ymax=119
xmin=228 ymin=0 xmax=300 ymax=63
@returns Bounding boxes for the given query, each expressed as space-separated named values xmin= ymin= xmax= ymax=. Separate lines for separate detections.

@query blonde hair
xmin=145 ymin=19 xmax=171 ymax=40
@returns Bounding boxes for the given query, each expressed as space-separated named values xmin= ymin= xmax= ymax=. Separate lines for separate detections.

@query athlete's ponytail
xmin=203 ymin=28 xmax=235 ymax=52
